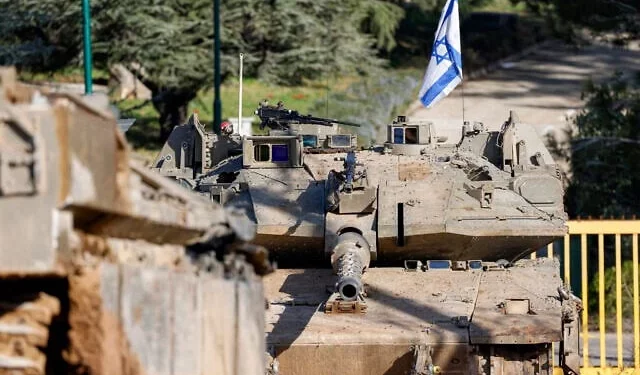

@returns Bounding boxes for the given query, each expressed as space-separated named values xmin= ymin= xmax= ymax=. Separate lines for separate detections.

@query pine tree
xmin=0 ymin=0 xmax=408 ymax=140
xmin=220 ymin=0 xmax=405 ymax=84
xmin=511 ymin=0 xmax=639 ymax=42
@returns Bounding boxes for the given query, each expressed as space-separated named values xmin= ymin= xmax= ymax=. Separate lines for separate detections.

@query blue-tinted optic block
xmin=330 ymin=135 xmax=351 ymax=148
xmin=302 ymin=135 xmax=318 ymax=148
xmin=393 ymin=128 xmax=404 ymax=144
xmin=271 ymin=144 xmax=289 ymax=162
xmin=426 ymin=260 xmax=452 ymax=270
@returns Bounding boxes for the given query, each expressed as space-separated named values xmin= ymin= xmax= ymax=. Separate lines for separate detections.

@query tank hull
xmin=265 ymin=258 xmax=562 ymax=374
xmin=253 ymin=232 xmax=561 ymax=263
xmin=378 ymin=232 xmax=562 ymax=261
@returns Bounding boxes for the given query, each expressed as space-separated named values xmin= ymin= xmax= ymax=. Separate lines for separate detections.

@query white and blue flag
xmin=418 ymin=0 xmax=463 ymax=108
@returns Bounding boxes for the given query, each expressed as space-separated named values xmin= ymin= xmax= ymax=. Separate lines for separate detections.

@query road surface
xmin=408 ymin=41 xmax=640 ymax=144
xmin=550 ymin=332 xmax=637 ymax=367
xmin=581 ymin=332 xmax=637 ymax=367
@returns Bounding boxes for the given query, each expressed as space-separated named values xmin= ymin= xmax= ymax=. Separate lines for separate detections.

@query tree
xmin=542 ymin=73 xmax=640 ymax=329
xmin=102 ymin=0 xmax=216 ymax=139
xmin=511 ymin=0 xmax=639 ymax=43
xmin=590 ymin=260 xmax=636 ymax=324
xmin=562 ymin=72 xmax=640 ymax=218
xmin=219 ymin=0 xmax=404 ymax=84
xmin=0 ymin=1 xmax=85 ymax=69
xmin=0 ymin=0 xmax=408 ymax=140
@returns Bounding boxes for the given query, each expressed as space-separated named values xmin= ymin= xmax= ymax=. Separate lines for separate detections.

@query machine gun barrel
xmin=302 ymin=114 xmax=362 ymax=128
xmin=343 ymin=151 xmax=357 ymax=193
xmin=331 ymin=231 xmax=371 ymax=301
xmin=256 ymin=106 xmax=362 ymax=130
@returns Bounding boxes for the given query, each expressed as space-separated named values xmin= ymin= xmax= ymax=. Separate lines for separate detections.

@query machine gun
xmin=342 ymin=151 xmax=359 ymax=193
xmin=255 ymin=102 xmax=362 ymax=130
xmin=326 ymin=151 xmax=367 ymax=206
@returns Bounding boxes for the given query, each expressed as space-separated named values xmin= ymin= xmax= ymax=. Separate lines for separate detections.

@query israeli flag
xmin=418 ymin=0 xmax=463 ymax=108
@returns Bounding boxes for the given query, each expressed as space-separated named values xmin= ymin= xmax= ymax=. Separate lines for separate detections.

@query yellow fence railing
xmin=539 ymin=220 xmax=640 ymax=375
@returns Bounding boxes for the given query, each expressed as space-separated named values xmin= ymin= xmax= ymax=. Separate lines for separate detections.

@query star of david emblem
xmin=432 ymin=36 xmax=451 ymax=65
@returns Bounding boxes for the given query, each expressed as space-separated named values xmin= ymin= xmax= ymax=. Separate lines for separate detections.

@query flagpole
xmin=461 ymin=80 xmax=466 ymax=124
xmin=82 ymin=0 xmax=93 ymax=95
xmin=459 ymin=0 xmax=465 ymax=125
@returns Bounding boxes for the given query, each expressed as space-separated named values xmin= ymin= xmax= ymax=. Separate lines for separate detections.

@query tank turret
xmin=154 ymin=104 xmax=580 ymax=375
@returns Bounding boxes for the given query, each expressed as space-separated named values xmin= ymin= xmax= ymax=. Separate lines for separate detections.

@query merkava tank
xmin=153 ymin=102 xmax=582 ymax=374
xmin=0 ymin=68 xmax=271 ymax=375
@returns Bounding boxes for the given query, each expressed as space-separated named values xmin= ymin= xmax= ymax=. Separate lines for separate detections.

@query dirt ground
xmin=408 ymin=40 xmax=640 ymax=145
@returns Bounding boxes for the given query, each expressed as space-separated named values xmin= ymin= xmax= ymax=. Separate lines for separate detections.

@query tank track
xmin=0 ymin=293 xmax=60 ymax=375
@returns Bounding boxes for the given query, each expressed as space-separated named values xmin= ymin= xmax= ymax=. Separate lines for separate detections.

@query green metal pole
xmin=213 ymin=0 xmax=221 ymax=134
xmin=82 ymin=0 xmax=93 ymax=95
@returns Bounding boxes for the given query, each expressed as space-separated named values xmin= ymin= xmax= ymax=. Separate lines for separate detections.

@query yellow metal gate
xmin=539 ymin=220 xmax=640 ymax=374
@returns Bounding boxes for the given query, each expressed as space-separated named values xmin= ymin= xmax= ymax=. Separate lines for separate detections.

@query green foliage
xmin=511 ymin=0 xmax=639 ymax=42
xmin=0 ymin=0 xmax=408 ymax=140
xmin=547 ymin=71 xmax=640 ymax=329
xmin=1 ymin=0 xmax=550 ymax=141
xmin=384 ymin=0 xmax=494 ymax=13
xmin=355 ymin=1 xmax=405 ymax=52
xmin=389 ymin=0 xmax=547 ymax=70
xmin=588 ymin=260 xmax=636 ymax=324
xmin=474 ymin=0 xmax=527 ymax=13
xmin=548 ymin=73 xmax=640 ymax=329
xmin=309 ymin=68 xmax=422 ymax=145
xmin=220 ymin=0 xmax=399 ymax=85
xmin=0 ymin=0 xmax=85 ymax=68
xmin=119 ymin=77 xmax=338 ymax=150
xmin=191 ymin=78 xmax=347 ymax=124
xmin=0 ymin=0 xmax=407 ymax=86
xmin=565 ymin=72 xmax=640 ymax=218
xmin=101 ymin=0 xmax=215 ymax=92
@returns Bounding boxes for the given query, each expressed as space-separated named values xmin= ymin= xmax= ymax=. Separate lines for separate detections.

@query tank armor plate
xmin=265 ymin=258 xmax=562 ymax=374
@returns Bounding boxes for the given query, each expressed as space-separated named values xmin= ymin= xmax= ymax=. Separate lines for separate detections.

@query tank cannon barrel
xmin=330 ymin=231 xmax=371 ymax=301
xmin=256 ymin=105 xmax=362 ymax=130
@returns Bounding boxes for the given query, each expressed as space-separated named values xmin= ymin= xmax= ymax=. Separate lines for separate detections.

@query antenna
xmin=238 ymin=53 xmax=244 ymax=136
xmin=213 ymin=0 xmax=222 ymax=134
xmin=461 ymin=79 xmax=466 ymax=124
xmin=325 ymin=74 xmax=329 ymax=117
xmin=325 ymin=17 xmax=332 ymax=118
xmin=460 ymin=14 xmax=466 ymax=126
xmin=81 ymin=0 xmax=93 ymax=95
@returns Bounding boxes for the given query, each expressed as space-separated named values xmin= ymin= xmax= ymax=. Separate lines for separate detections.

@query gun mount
xmin=341 ymin=151 xmax=358 ymax=193
xmin=256 ymin=102 xmax=362 ymax=131
xmin=326 ymin=151 xmax=376 ymax=215
xmin=325 ymin=151 xmax=374 ymax=307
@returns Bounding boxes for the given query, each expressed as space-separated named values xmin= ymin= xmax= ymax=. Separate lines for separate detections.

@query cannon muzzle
xmin=331 ymin=231 xmax=371 ymax=301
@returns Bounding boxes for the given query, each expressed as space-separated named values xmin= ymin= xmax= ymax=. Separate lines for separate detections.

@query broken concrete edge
xmin=65 ymin=262 xmax=265 ymax=375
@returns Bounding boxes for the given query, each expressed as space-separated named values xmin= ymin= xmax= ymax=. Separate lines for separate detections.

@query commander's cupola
xmin=384 ymin=116 xmax=447 ymax=155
